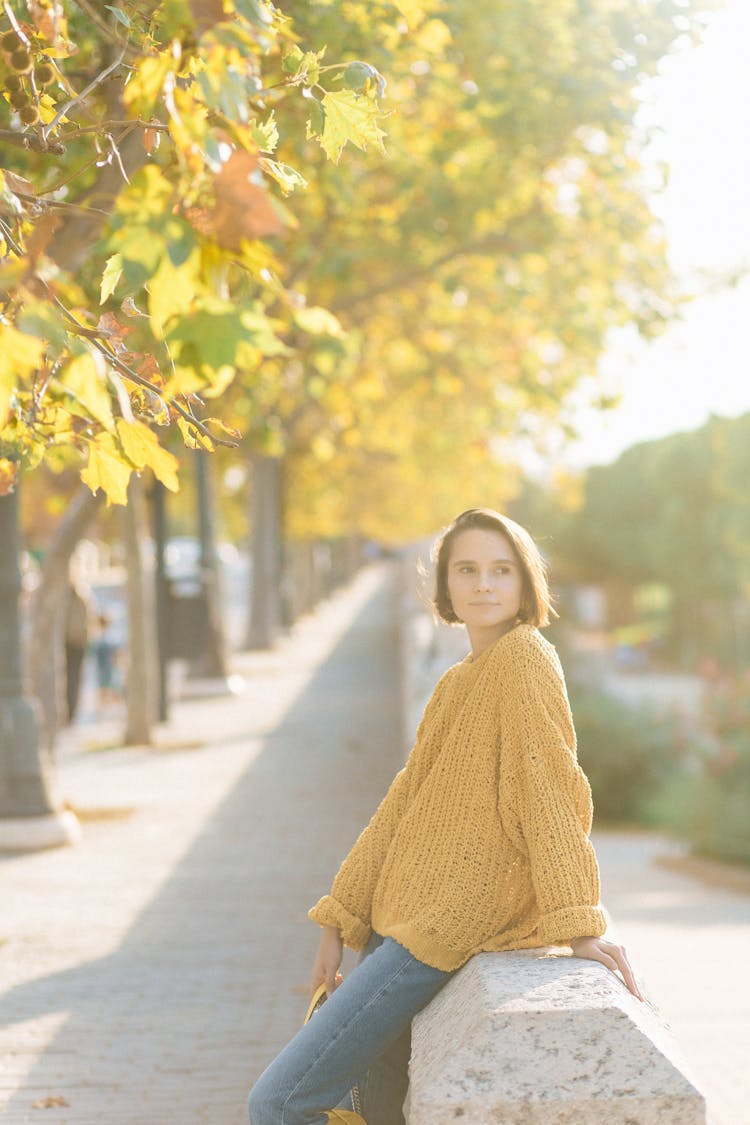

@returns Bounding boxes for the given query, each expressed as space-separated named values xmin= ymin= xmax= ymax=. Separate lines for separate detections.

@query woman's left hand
xmin=569 ymin=935 xmax=644 ymax=1001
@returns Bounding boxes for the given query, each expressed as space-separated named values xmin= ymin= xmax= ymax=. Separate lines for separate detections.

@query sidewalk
xmin=1 ymin=563 xmax=404 ymax=1124
xmin=591 ymin=828 xmax=750 ymax=1125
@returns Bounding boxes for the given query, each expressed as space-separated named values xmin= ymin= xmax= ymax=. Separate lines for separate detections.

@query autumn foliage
xmin=0 ymin=0 xmax=709 ymax=537
xmin=0 ymin=0 xmax=387 ymax=503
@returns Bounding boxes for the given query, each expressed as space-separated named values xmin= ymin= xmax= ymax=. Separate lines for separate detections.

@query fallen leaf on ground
xmin=32 ymin=1095 xmax=70 ymax=1109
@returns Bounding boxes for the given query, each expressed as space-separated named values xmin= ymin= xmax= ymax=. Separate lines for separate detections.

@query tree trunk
xmin=192 ymin=450 xmax=229 ymax=678
xmin=121 ymin=476 xmax=156 ymax=745
xmin=246 ymin=454 xmax=283 ymax=650
xmin=0 ymin=487 xmax=54 ymax=816
xmin=29 ymin=485 xmax=105 ymax=750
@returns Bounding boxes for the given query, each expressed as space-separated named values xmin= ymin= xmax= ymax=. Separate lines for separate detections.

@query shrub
xmin=569 ymin=686 xmax=685 ymax=826
xmin=663 ymin=666 xmax=750 ymax=864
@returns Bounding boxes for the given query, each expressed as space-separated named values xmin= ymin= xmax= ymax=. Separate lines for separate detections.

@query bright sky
xmin=536 ymin=0 xmax=750 ymax=471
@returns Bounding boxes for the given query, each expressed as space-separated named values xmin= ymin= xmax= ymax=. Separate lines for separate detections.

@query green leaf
xmin=317 ymin=90 xmax=387 ymax=163
xmin=167 ymin=308 xmax=246 ymax=372
xmin=232 ymin=0 xmax=273 ymax=27
xmin=16 ymin=301 xmax=69 ymax=351
xmin=109 ymin=225 xmax=166 ymax=291
xmin=251 ymin=111 xmax=279 ymax=153
xmin=282 ymin=45 xmax=304 ymax=74
xmin=165 ymin=216 xmax=197 ymax=268
xmin=105 ymin=5 xmax=131 ymax=28
xmin=167 ymin=305 xmax=289 ymax=376
xmin=342 ymin=61 xmax=382 ymax=94
xmin=100 ymin=253 xmax=123 ymax=304
xmin=306 ymin=98 xmax=326 ymax=140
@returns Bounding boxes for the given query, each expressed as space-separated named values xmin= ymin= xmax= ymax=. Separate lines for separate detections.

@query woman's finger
xmin=609 ymin=946 xmax=644 ymax=1001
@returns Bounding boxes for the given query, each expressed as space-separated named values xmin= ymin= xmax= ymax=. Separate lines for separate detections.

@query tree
xmin=0 ymin=0 xmax=389 ymax=501
xmin=512 ymin=413 xmax=750 ymax=667
xmin=211 ymin=0 xmax=712 ymax=543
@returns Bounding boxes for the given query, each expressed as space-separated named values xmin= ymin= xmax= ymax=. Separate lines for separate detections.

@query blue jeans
xmin=247 ymin=931 xmax=456 ymax=1125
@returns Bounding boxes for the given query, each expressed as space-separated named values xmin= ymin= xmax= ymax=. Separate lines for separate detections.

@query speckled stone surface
xmin=406 ymin=948 xmax=706 ymax=1124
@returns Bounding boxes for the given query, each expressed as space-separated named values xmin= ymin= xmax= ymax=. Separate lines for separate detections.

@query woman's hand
xmin=309 ymin=925 xmax=344 ymax=998
xmin=570 ymin=935 xmax=644 ymax=1002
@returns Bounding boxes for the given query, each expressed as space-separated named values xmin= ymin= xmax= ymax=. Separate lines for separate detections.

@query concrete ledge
xmin=0 ymin=809 xmax=82 ymax=851
xmin=406 ymin=947 xmax=706 ymax=1124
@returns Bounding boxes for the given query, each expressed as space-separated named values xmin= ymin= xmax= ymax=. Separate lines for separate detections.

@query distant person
xmin=91 ymin=611 xmax=119 ymax=710
xmin=64 ymin=582 xmax=90 ymax=723
xmin=247 ymin=508 xmax=642 ymax=1125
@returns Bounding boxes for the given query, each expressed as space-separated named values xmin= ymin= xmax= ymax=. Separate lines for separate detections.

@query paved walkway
xmin=2 ymin=562 xmax=749 ymax=1124
xmin=1 ymin=564 xmax=404 ymax=1124
xmin=591 ymin=829 xmax=750 ymax=1125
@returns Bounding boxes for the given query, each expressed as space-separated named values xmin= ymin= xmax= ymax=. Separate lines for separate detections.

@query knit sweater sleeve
xmin=499 ymin=634 xmax=607 ymax=946
xmin=308 ymin=668 xmax=453 ymax=950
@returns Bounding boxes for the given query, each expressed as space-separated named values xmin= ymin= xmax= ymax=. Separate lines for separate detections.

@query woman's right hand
xmin=310 ymin=924 xmax=344 ymax=997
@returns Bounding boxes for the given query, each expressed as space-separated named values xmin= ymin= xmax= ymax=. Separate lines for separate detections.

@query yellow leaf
xmin=100 ymin=253 xmax=123 ymax=304
xmin=122 ymin=54 xmax=173 ymax=117
xmin=199 ymin=364 xmax=239 ymax=399
xmin=416 ymin=19 xmax=452 ymax=52
xmin=0 ymin=385 xmax=11 ymax=430
xmin=392 ymin=0 xmax=426 ymax=27
xmin=60 ymin=353 xmax=115 ymax=432
xmin=81 ymin=434 xmax=133 ymax=506
xmin=116 ymin=419 xmax=180 ymax=491
xmin=177 ymin=415 xmax=215 ymax=451
xmin=318 ymin=91 xmax=387 ymax=163
xmin=0 ymin=325 xmax=45 ymax=383
xmin=293 ymin=306 xmax=345 ymax=337
xmin=0 ymin=457 xmax=18 ymax=494
xmin=163 ymin=367 xmax=206 ymax=398
xmin=147 ymin=254 xmax=198 ymax=337
xmin=37 ymin=93 xmax=66 ymax=126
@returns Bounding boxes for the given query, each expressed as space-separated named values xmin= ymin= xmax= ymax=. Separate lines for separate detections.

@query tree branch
xmin=0 ymin=128 xmax=66 ymax=155
xmin=11 ymin=190 xmax=110 ymax=217
xmin=52 ymin=302 xmax=238 ymax=448
xmin=0 ymin=220 xmax=236 ymax=450
xmin=42 ymin=43 xmax=128 ymax=141
xmin=62 ymin=119 xmax=170 ymax=137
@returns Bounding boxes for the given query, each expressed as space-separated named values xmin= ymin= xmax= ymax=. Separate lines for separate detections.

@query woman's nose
xmin=474 ymin=572 xmax=491 ymax=590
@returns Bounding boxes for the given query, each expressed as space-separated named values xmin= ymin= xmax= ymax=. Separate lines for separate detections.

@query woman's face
xmin=446 ymin=528 xmax=523 ymax=637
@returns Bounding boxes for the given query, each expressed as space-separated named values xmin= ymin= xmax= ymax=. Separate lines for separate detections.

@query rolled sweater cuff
xmin=538 ymin=904 xmax=608 ymax=947
xmin=308 ymin=895 xmax=371 ymax=951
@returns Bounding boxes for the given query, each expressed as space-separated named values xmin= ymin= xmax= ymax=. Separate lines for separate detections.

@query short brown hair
xmin=432 ymin=508 xmax=555 ymax=627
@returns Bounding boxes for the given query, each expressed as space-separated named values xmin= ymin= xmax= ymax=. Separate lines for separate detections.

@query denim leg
xmin=247 ymin=933 xmax=454 ymax=1125
xmin=333 ymin=932 xmax=412 ymax=1125
xmin=356 ymin=1021 xmax=412 ymax=1125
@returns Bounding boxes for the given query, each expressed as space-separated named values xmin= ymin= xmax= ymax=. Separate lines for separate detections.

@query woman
xmin=248 ymin=508 xmax=642 ymax=1125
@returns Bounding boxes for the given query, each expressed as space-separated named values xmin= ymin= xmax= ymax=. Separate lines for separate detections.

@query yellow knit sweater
xmin=308 ymin=623 xmax=607 ymax=972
